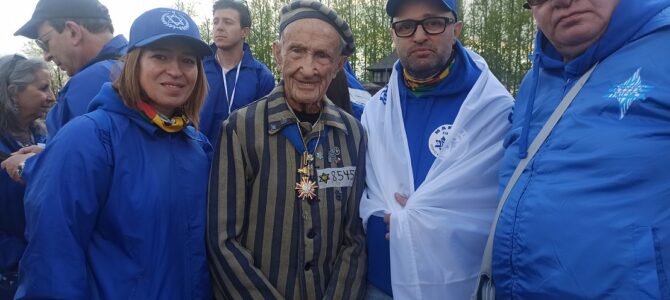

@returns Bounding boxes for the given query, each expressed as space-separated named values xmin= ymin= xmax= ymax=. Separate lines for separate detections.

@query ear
xmin=334 ymin=56 xmax=346 ymax=75
xmin=271 ymin=40 xmax=282 ymax=66
xmin=453 ymin=21 xmax=464 ymax=40
xmin=241 ymin=27 xmax=250 ymax=39
xmin=390 ymin=27 xmax=398 ymax=48
xmin=65 ymin=21 xmax=83 ymax=45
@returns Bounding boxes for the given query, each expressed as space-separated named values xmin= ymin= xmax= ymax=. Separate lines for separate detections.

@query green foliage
xmin=461 ymin=0 xmax=536 ymax=95
xmin=29 ymin=0 xmax=538 ymax=99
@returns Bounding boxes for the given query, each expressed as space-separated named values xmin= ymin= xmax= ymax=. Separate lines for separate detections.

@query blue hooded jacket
xmin=199 ymin=43 xmax=275 ymax=145
xmin=493 ymin=1 xmax=670 ymax=298
xmin=45 ymin=35 xmax=127 ymax=141
xmin=16 ymin=83 xmax=212 ymax=300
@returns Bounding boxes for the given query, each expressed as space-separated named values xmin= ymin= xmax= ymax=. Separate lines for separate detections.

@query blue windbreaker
xmin=199 ymin=43 xmax=275 ymax=144
xmin=493 ymin=2 xmax=670 ymax=299
xmin=16 ymin=83 xmax=213 ymax=299
xmin=45 ymin=35 xmax=127 ymax=141
xmin=0 ymin=132 xmax=44 ymax=277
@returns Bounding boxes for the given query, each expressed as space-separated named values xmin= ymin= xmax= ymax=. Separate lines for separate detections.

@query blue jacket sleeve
xmin=257 ymin=68 xmax=276 ymax=100
xmin=15 ymin=116 xmax=112 ymax=300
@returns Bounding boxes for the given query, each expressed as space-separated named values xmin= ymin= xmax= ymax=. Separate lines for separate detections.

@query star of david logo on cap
xmin=606 ymin=68 xmax=653 ymax=120
xmin=161 ymin=12 xmax=189 ymax=31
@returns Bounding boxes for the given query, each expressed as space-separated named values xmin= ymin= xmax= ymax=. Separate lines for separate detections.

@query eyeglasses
xmin=391 ymin=17 xmax=457 ymax=38
xmin=35 ymin=29 xmax=54 ymax=52
xmin=523 ymin=0 xmax=549 ymax=9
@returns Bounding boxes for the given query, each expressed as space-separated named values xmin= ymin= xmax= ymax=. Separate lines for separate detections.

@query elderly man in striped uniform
xmin=206 ymin=1 xmax=367 ymax=299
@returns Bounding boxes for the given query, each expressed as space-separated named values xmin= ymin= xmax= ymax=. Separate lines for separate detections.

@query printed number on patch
xmin=316 ymin=166 xmax=356 ymax=188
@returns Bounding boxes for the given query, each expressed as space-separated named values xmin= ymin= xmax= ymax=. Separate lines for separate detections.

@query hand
xmin=384 ymin=192 xmax=409 ymax=240
xmin=14 ymin=145 xmax=44 ymax=155
xmin=1 ymin=152 xmax=35 ymax=184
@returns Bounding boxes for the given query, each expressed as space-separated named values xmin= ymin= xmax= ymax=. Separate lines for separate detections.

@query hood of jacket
xmin=533 ymin=0 xmax=670 ymax=76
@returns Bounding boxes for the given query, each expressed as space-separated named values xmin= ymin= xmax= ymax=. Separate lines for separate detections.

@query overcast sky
xmin=1 ymin=0 xmax=212 ymax=57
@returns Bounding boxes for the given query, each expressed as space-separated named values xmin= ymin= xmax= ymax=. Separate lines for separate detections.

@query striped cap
xmin=279 ymin=0 xmax=356 ymax=56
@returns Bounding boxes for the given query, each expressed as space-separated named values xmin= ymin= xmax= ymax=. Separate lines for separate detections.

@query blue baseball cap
xmin=127 ymin=8 xmax=212 ymax=57
xmin=386 ymin=0 xmax=458 ymax=19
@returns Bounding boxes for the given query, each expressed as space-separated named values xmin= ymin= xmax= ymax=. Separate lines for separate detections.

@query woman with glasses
xmin=0 ymin=54 xmax=54 ymax=299
xmin=15 ymin=8 xmax=213 ymax=299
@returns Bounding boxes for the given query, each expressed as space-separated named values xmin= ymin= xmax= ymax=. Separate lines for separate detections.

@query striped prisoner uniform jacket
xmin=207 ymin=84 xmax=367 ymax=299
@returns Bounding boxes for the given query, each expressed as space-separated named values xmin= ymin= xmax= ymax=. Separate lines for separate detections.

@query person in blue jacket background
xmin=488 ymin=0 xmax=670 ymax=298
xmin=199 ymin=0 xmax=275 ymax=145
xmin=15 ymin=8 xmax=213 ymax=299
xmin=4 ymin=0 xmax=128 ymax=185
xmin=0 ymin=55 xmax=54 ymax=300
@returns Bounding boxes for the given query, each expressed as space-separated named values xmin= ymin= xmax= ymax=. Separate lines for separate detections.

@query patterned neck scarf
xmin=403 ymin=50 xmax=457 ymax=96
xmin=136 ymin=100 xmax=188 ymax=133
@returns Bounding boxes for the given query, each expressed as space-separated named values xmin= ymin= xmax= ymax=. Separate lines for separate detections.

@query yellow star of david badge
xmin=319 ymin=173 xmax=330 ymax=183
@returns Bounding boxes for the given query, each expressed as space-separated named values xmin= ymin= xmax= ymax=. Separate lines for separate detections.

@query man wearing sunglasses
xmin=360 ymin=0 xmax=513 ymax=298
xmin=3 ymin=0 xmax=127 ymax=185
xmin=476 ymin=0 xmax=670 ymax=299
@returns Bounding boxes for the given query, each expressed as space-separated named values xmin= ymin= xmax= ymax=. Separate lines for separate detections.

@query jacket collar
xmin=266 ymin=83 xmax=349 ymax=136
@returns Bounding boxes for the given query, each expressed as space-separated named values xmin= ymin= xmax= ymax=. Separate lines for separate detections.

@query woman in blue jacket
xmin=0 ymin=55 xmax=53 ymax=300
xmin=15 ymin=8 xmax=213 ymax=299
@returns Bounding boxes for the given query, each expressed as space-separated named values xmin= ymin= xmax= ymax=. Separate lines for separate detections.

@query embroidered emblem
xmin=317 ymin=166 xmax=356 ymax=189
xmin=315 ymin=152 xmax=323 ymax=160
xmin=161 ymin=12 xmax=190 ymax=31
xmin=606 ymin=68 xmax=653 ymax=120
xmin=327 ymin=147 xmax=341 ymax=163
xmin=429 ymin=124 xmax=453 ymax=157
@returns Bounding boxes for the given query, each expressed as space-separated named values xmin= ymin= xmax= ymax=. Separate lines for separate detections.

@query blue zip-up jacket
xmin=493 ymin=1 xmax=670 ymax=299
xmin=16 ymin=83 xmax=213 ymax=300
xmin=45 ymin=35 xmax=127 ymax=141
xmin=199 ymin=43 xmax=275 ymax=144
xmin=0 ymin=131 xmax=44 ymax=286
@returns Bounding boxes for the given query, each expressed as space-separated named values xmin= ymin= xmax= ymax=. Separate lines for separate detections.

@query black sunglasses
xmin=391 ymin=16 xmax=457 ymax=38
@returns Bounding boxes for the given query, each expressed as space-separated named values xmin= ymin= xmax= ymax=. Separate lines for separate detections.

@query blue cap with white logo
xmin=386 ymin=0 xmax=458 ymax=19
xmin=127 ymin=8 xmax=212 ymax=57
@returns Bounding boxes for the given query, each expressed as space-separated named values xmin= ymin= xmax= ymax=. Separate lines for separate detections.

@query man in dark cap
xmin=206 ymin=1 xmax=366 ymax=298
xmin=3 ymin=0 xmax=127 ymax=184
xmin=15 ymin=0 xmax=127 ymax=139
xmin=360 ymin=0 xmax=513 ymax=298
